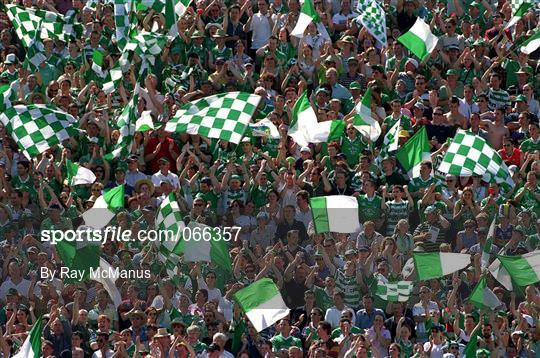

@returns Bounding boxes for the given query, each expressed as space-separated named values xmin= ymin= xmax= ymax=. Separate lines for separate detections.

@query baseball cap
xmin=349 ymin=81 xmax=361 ymax=90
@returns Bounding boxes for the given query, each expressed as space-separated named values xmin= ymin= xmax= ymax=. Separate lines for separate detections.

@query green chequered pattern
xmin=0 ymin=105 xmax=78 ymax=158
xmin=114 ymin=0 xmax=131 ymax=49
xmin=104 ymin=86 xmax=140 ymax=160
xmin=438 ymin=130 xmax=514 ymax=187
xmin=156 ymin=192 xmax=185 ymax=255
xmin=165 ymin=92 xmax=262 ymax=144
xmin=124 ymin=32 xmax=169 ymax=64
xmin=375 ymin=281 xmax=413 ymax=302
xmin=356 ymin=0 xmax=387 ymax=47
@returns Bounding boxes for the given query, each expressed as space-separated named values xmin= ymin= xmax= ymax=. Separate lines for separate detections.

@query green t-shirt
xmin=270 ymin=334 xmax=302 ymax=352
xmin=357 ymin=194 xmax=383 ymax=224
xmin=520 ymin=138 xmax=540 ymax=155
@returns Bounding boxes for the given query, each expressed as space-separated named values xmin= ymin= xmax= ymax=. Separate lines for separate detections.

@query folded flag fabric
xmin=248 ymin=118 xmax=280 ymax=139
xmin=310 ymin=119 xmax=346 ymax=143
xmin=92 ymin=49 xmax=106 ymax=78
xmin=104 ymin=85 xmax=140 ymax=160
xmin=165 ymin=0 xmax=191 ymax=36
xmin=375 ymin=281 xmax=413 ymax=302
xmin=506 ymin=0 xmax=536 ymax=29
xmin=496 ymin=251 xmax=540 ymax=287
xmin=233 ymin=278 xmax=290 ymax=332
xmin=352 ymin=87 xmax=381 ymax=141
xmin=177 ymin=221 xmax=232 ymax=273
xmin=82 ymin=185 xmax=125 ymax=229
xmin=0 ymin=104 xmax=78 ymax=159
xmin=288 ymin=91 xmax=319 ymax=147
xmin=396 ymin=126 xmax=431 ymax=178
xmin=379 ymin=117 xmax=400 ymax=158
xmin=488 ymin=258 xmax=513 ymax=291
xmin=13 ymin=316 xmax=42 ymax=358
xmin=356 ymin=0 xmax=387 ymax=47
xmin=470 ymin=274 xmax=502 ymax=311
xmin=66 ymin=159 xmax=97 ymax=186
xmin=155 ymin=192 xmax=185 ymax=257
xmin=521 ymin=28 xmax=540 ymax=54
xmin=481 ymin=218 xmax=496 ymax=269
xmin=0 ymin=84 xmax=13 ymax=112
xmin=438 ymin=130 xmax=514 ymax=187
xmin=398 ymin=17 xmax=438 ymax=61
xmin=291 ymin=0 xmax=330 ymax=40
xmin=413 ymin=252 xmax=471 ymax=281
xmin=135 ymin=110 xmax=156 ymax=132
xmin=310 ymin=195 xmax=361 ymax=234
xmin=165 ymin=92 xmax=261 ymax=144
xmin=124 ymin=32 xmax=169 ymax=65
xmin=102 ymin=61 xmax=123 ymax=94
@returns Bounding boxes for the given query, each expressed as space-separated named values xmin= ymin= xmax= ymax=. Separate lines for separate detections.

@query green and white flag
xmin=396 ymin=126 xmax=431 ymax=178
xmin=356 ymin=0 xmax=387 ymax=47
xmin=311 ymin=119 xmax=346 ymax=143
xmin=248 ymin=118 xmax=280 ymax=139
xmin=398 ymin=17 xmax=439 ymax=61
xmin=233 ymin=278 xmax=290 ymax=332
xmin=13 ymin=316 xmax=42 ymax=358
xmin=155 ymin=192 xmax=185 ymax=257
xmin=177 ymin=221 xmax=233 ymax=274
xmin=438 ymin=130 xmax=514 ymax=187
xmin=380 ymin=118 xmax=400 ymax=158
xmin=310 ymin=195 xmax=360 ymax=234
xmin=125 ymin=32 xmax=169 ymax=65
xmin=55 ymin=230 xmax=122 ymax=305
xmin=291 ymin=0 xmax=330 ymax=40
xmin=114 ymin=0 xmax=131 ymax=50
xmin=470 ymin=274 xmax=501 ymax=311
xmin=375 ymin=281 xmax=413 ymax=302
xmin=92 ymin=49 xmax=106 ymax=78
xmin=104 ymin=86 xmax=140 ymax=160
xmin=136 ymin=111 xmax=156 ymax=132
xmin=352 ymin=87 xmax=381 ymax=141
xmin=82 ymin=185 xmax=125 ymax=230
xmin=5 ymin=5 xmax=47 ymax=69
xmin=165 ymin=92 xmax=261 ymax=144
xmin=102 ymin=61 xmax=123 ymax=94
xmin=413 ymin=252 xmax=471 ymax=281
xmin=481 ymin=218 xmax=496 ymax=269
xmin=0 ymin=105 xmax=78 ymax=159
xmin=495 ymin=251 xmax=540 ymax=288
xmin=165 ymin=0 xmax=191 ymax=36
xmin=521 ymin=28 xmax=540 ymax=54
xmin=288 ymin=91 xmax=318 ymax=147
xmin=0 ymin=84 xmax=13 ymax=112
xmin=488 ymin=258 xmax=513 ymax=291
xmin=506 ymin=1 xmax=536 ymax=29
xmin=66 ymin=159 xmax=96 ymax=186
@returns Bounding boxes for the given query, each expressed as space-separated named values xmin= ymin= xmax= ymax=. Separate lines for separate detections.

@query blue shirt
xmin=355 ymin=308 xmax=385 ymax=330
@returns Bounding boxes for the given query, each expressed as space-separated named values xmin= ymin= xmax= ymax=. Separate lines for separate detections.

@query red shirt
xmin=498 ymin=147 xmax=522 ymax=167
xmin=144 ymin=136 xmax=179 ymax=173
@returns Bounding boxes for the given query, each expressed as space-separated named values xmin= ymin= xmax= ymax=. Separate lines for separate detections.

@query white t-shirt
xmin=0 ymin=278 xmax=39 ymax=300
xmin=151 ymin=171 xmax=180 ymax=189
xmin=423 ymin=341 xmax=446 ymax=358
xmin=250 ymin=13 xmax=272 ymax=49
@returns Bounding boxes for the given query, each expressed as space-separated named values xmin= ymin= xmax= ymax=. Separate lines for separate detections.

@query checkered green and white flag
xmin=506 ymin=1 xmax=538 ymax=29
xmin=165 ymin=92 xmax=262 ymax=144
xmin=0 ymin=84 xmax=14 ymax=112
xmin=0 ymin=105 xmax=78 ymax=158
xmin=34 ymin=8 xmax=83 ymax=42
xmin=103 ymin=85 xmax=140 ymax=160
xmin=114 ymin=0 xmax=131 ymax=50
xmin=356 ymin=0 xmax=387 ymax=47
xmin=135 ymin=0 xmax=166 ymax=12
xmin=156 ymin=192 xmax=185 ymax=257
xmin=375 ymin=281 xmax=413 ymax=302
xmin=438 ymin=130 xmax=514 ymax=187
xmin=5 ymin=5 xmax=47 ymax=69
xmin=379 ymin=118 xmax=400 ymax=158
xmin=102 ymin=61 xmax=124 ymax=94
xmin=124 ymin=32 xmax=169 ymax=65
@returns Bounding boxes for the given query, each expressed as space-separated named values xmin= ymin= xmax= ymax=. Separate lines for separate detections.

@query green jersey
xmin=357 ymin=194 xmax=383 ymax=224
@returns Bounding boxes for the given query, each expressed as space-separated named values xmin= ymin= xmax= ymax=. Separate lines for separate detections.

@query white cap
xmin=300 ymin=146 xmax=311 ymax=153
